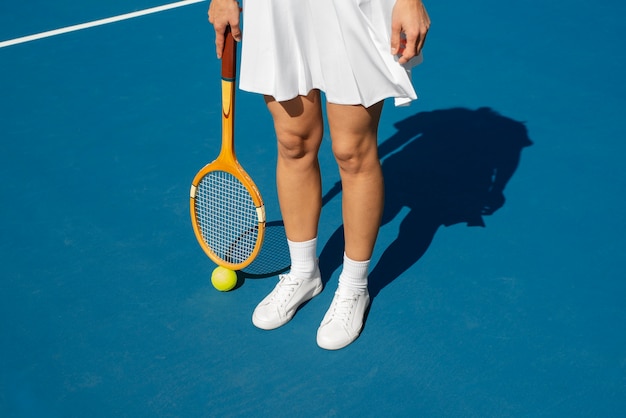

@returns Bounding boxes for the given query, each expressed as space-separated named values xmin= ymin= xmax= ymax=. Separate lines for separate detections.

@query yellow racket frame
xmin=190 ymin=30 xmax=265 ymax=270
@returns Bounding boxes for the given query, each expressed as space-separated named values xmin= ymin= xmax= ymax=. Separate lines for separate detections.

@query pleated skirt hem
xmin=239 ymin=0 xmax=421 ymax=107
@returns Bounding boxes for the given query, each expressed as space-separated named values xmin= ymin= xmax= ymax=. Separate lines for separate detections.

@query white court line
xmin=0 ymin=0 xmax=206 ymax=49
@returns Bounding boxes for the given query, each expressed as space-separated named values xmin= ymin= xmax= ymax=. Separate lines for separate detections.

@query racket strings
xmin=195 ymin=171 xmax=259 ymax=265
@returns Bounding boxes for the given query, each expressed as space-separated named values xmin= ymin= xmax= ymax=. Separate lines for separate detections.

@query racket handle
xmin=222 ymin=27 xmax=237 ymax=80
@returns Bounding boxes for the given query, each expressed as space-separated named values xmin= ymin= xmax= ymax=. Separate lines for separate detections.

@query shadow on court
xmin=319 ymin=107 xmax=533 ymax=298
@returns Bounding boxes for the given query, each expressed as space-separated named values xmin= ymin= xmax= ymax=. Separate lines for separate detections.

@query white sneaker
xmin=252 ymin=269 xmax=323 ymax=330
xmin=316 ymin=287 xmax=370 ymax=350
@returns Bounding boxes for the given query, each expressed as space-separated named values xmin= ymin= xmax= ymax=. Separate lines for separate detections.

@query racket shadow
xmin=239 ymin=220 xmax=291 ymax=279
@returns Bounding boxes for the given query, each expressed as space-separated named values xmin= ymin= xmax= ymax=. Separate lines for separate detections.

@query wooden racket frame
xmin=190 ymin=29 xmax=266 ymax=270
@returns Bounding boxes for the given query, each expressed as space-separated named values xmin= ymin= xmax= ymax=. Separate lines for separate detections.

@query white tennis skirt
xmin=239 ymin=0 xmax=422 ymax=107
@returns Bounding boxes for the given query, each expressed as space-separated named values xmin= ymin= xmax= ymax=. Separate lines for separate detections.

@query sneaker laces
xmin=268 ymin=274 xmax=301 ymax=307
xmin=329 ymin=292 xmax=357 ymax=326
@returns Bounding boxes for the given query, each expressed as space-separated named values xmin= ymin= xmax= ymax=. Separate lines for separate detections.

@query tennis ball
xmin=211 ymin=266 xmax=238 ymax=291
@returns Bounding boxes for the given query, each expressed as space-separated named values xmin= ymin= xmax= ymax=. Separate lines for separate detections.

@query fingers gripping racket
xmin=190 ymin=29 xmax=266 ymax=270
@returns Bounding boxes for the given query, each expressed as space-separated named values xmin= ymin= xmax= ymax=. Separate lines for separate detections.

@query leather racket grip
xmin=221 ymin=28 xmax=237 ymax=80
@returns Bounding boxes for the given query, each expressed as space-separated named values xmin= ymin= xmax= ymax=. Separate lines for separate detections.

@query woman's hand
xmin=208 ymin=0 xmax=242 ymax=58
xmin=391 ymin=0 xmax=431 ymax=64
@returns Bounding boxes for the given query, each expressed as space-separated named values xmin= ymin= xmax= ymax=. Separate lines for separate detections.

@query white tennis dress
xmin=239 ymin=0 xmax=422 ymax=107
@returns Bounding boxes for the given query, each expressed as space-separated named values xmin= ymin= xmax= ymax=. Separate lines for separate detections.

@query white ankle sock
xmin=338 ymin=253 xmax=369 ymax=294
xmin=287 ymin=237 xmax=318 ymax=279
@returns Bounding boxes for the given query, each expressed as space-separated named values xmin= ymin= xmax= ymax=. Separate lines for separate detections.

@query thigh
xmin=264 ymin=90 xmax=324 ymax=148
xmin=326 ymin=101 xmax=384 ymax=157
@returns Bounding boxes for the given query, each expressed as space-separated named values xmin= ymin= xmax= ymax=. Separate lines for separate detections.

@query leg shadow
xmin=321 ymin=106 xmax=533 ymax=299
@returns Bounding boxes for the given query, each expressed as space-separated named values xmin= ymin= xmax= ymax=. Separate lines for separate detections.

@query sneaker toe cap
xmin=252 ymin=305 xmax=286 ymax=330
xmin=316 ymin=323 xmax=355 ymax=350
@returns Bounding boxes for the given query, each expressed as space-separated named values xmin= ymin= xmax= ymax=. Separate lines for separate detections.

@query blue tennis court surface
xmin=2 ymin=1 xmax=625 ymax=416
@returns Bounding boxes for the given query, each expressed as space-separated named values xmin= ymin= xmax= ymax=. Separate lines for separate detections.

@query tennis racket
xmin=190 ymin=28 xmax=266 ymax=270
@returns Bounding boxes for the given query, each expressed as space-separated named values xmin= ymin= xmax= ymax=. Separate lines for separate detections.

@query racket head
xmin=190 ymin=160 xmax=266 ymax=270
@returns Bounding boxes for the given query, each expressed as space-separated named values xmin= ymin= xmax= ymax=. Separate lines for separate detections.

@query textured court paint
xmin=1 ymin=0 xmax=626 ymax=416
xmin=0 ymin=0 xmax=205 ymax=48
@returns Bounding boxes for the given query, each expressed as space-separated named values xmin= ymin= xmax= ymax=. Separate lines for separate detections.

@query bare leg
xmin=326 ymin=101 xmax=384 ymax=262
xmin=264 ymin=91 xmax=324 ymax=242
xmin=251 ymin=92 xmax=325 ymax=331
xmin=316 ymin=101 xmax=383 ymax=350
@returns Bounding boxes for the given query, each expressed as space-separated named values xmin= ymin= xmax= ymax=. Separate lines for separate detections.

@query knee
xmin=277 ymin=131 xmax=310 ymax=160
xmin=276 ymin=127 xmax=322 ymax=161
xmin=332 ymin=142 xmax=360 ymax=172
xmin=332 ymin=139 xmax=378 ymax=175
